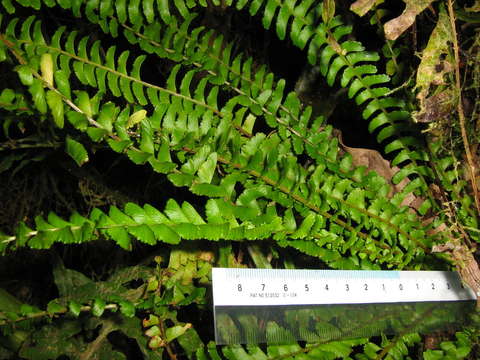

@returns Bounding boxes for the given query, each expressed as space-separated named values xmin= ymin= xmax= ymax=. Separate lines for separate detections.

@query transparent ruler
xmin=212 ymin=268 xmax=476 ymax=344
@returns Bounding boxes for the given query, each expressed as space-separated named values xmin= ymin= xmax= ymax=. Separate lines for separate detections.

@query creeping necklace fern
xmin=0 ymin=0 xmax=479 ymax=359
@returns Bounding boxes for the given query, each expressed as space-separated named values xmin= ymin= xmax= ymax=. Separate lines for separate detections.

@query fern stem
xmin=159 ymin=317 xmax=178 ymax=360
xmin=0 ymin=303 xmax=119 ymax=326
xmin=79 ymin=320 xmax=118 ymax=360
xmin=0 ymin=140 xmax=62 ymax=150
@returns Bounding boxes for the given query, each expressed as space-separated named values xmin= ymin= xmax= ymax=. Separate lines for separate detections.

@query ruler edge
xmin=212 ymin=268 xmax=477 ymax=306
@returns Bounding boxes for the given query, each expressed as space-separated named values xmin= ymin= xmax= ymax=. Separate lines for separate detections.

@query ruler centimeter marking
xmin=212 ymin=268 xmax=477 ymax=306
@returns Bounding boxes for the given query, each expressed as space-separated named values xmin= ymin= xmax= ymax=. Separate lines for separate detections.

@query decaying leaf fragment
xmin=336 ymin=130 xmax=419 ymax=209
xmin=350 ymin=0 xmax=378 ymax=17
xmin=350 ymin=0 xmax=436 ymax=40
xmin=414 ymin=89 xmax=455 ymax=123
xmin=384 ymin=0 xmax=435 ymax=40
xmin=415 ymin=6 xmax=455 ymax=105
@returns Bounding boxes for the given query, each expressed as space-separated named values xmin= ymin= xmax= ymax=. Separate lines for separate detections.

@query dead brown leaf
xmin=384 ymin=0 xmax=435 ymax=40
xmin=350 ymin=0 xmax=436 ymax=40
xmin=424 ymin=216 xmax=448 ymax=236
xmin=335 ymin=130 xmax=417 ymax=209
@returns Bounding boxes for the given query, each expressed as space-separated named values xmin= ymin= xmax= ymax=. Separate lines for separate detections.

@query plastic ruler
xmin=212 ymin=268 xmax=476 ymax=344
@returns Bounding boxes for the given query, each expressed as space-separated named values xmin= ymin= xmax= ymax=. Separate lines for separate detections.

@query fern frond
xmin=0 ymin=86 xmax=432 ymax=268
xmin=0 ymin=198 xmax=284 ymax=252
xmin=378 ymin=332 xmax=422 ymax=360
xmin=427 ymin=142 xmax=479 ymax=236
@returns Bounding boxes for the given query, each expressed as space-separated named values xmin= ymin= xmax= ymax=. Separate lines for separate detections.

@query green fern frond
xmin=427 ymin=142 xmax=479 ymax=235
xmin=0 ymin=199 xmax=284 ymax=252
